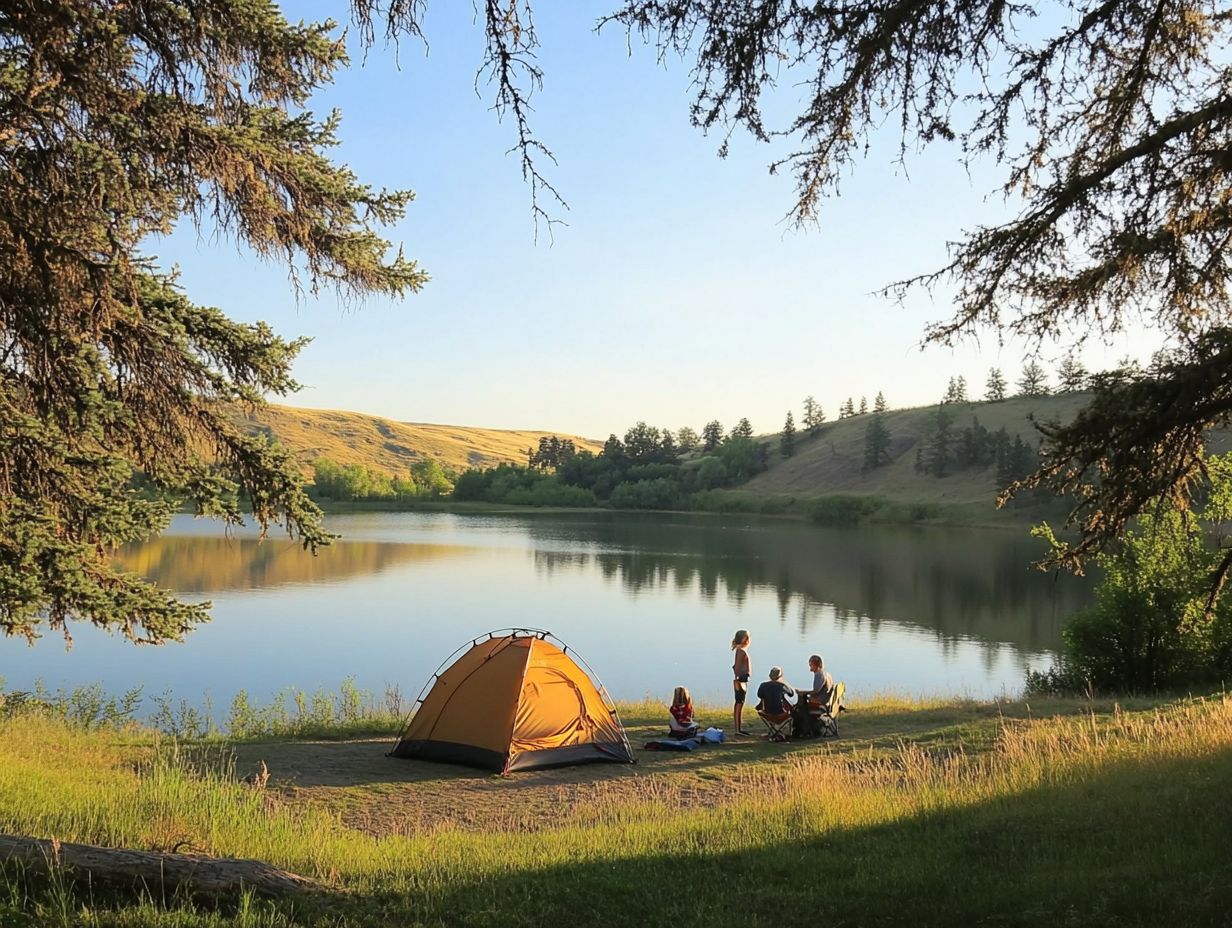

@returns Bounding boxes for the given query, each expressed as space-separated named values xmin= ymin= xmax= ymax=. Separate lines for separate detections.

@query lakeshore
xmin=2 ymin=691 xmax=1230 ymax=927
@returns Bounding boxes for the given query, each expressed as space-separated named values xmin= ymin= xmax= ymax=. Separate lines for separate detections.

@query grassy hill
xmin=240 ymin=404 xmax=603 ymax=477
xmin=743 ymin=393 xmax=1095 ymax=516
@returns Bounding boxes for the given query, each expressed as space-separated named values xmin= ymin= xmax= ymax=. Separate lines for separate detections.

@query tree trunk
xmin=0 ymin=834 xmax=321 ymax=897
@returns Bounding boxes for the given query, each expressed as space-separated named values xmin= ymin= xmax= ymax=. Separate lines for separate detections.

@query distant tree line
xmin=426 ymin=360 xmax=1108 ymax=514
xmin=311 ymin=458 xmax=455 ymax=502
xmin=453 ymin=418 xmax=772 ymax=511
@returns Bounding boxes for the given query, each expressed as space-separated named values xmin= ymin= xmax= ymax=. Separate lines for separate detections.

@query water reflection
xmin=524 ymin=516 xmax=1083 ymax=653
xmin=10 ymin=512 xmax=1093 ymax=703
xmin=116 ymin=535 xmax=470 ymax=593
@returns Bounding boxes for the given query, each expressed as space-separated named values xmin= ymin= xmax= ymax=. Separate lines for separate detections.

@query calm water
xmin=2 ymin=512 xmax=1093 ymax=706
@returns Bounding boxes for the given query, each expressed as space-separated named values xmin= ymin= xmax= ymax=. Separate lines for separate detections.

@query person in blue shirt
xmin=755 ymin=666 xmax=796 ymax=717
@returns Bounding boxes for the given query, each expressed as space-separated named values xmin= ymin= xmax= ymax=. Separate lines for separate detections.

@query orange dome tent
xmin=389 ymin=629 xmax=635 ymax=774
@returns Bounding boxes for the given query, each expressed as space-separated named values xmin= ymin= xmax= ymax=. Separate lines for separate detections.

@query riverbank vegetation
xmin=1 ymin=684 xmax=1229 ymax=926
xmin=1028 ymin=453 xmax=1232 ymax=697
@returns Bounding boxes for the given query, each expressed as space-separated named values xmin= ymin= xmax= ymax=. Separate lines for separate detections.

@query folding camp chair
xmin=756 ymin=706 xmax=793 ymax=742
xmin=810 ymin=681 xmax=845 ymax=738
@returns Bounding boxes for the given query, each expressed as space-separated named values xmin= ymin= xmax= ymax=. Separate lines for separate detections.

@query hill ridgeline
xmin=239 ymin=404 xmax=604 ymax=478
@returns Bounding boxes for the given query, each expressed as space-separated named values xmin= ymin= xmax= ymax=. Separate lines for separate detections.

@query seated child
xmin=668 ymin=685 xmax=698 ymax=739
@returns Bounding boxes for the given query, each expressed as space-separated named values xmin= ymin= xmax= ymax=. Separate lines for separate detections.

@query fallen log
xmin=0 ymin=834 xmax=321 ymax=897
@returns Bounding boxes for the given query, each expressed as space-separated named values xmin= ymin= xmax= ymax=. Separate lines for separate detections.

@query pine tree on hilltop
xmin=943 ymin=376 xmax=968 ymax=404
xmin=802 ymin=396 xmax=825 ymax=435
xmin=701 ymin=420 xmax=724 ymax=452
xmin=840 ymin=397 xmax=856 ymax=419
xmin=731 ymin=418 xmax=754 ymax=440
xmin=858 ymin=396 xmax=868 ymax=415
xmin=873 ymin=391 xmax=888 ymax=413
xmin=985 ymin=368 xmax=1008 ymax=402
xmin=1018 ymin=361 xmax=1051 ymax=397
xmin=781 ymin=411 xmax=796 ymax=458
xmin=676 ymin=426 xmax=699 ymax=453
xmin=1057 ymin=355 xmax=1089 ymax=392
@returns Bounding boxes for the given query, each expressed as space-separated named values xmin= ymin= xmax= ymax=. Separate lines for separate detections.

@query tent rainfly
xmin=389 ymin=629 xmax=635 ymax=774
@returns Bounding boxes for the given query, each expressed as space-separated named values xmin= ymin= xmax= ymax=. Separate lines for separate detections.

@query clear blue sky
xmin=155 ymin=2 xmax=1156 ymax=439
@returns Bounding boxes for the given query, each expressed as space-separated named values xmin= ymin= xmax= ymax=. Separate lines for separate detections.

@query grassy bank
xmin=2 ymin=691 xmax=1230 ymax=926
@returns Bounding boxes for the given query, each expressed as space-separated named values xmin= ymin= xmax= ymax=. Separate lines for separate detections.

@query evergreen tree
xmin=955 ymin=417 xmax=991 ymax=470
xmin=997 ymin=435 xmax=1038 ymax=488
xmin=0 ymin=0 xmax=430 ymax=642
xmin=873 ymin=391 xmax=888 ymax=413
xmin=676 ymin=426 xmax=699 ymax=454
xmin=862 ymin=406 xmax=892 ymax=472
xmin=1057 ymin=355 xmax=1089 ymax=392
xmin=780 ymin=412 xmax=797 ymax=458
xmin=985 ymin=368 xmax=1008 ymax=402
xmin=802 ymin=395 xmax=825 ymax=434
xmin=1017 ymin=361 xmax=1051 ymax=397
xmin=602 ymin=434 xmax=626 ymax=461
xmin=701 ymin=420 xmax=724 ymax=452
xmin=840 ymin=398 xmax=856 ymax=419
xmin=858 ymin=396 xmax=868 ymax=415
xmin=990 ymin=427 xmax=1013 ymax=469
xmin=943 ymin=376 xmax=968 ymax=404
xmin=923 ymin=405 xmax=956 ymax=477
xmin=731 ymin=418 xmax=755 ymax=440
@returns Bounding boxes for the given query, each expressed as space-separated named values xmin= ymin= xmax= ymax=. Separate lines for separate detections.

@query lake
xmin=2 ymin=511 xmax=1092 ymax=709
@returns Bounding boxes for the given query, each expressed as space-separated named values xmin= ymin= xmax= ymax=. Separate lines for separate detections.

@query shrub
xmin=1039 ymin=478 xmax=1232 ymax=693
xmin=687 ymin=490 xmax=761 ymax=513
xmin=807 ymin=495 xmax=884 ymax=526
xmin=609 ymin=477 xmax=683 ymax=510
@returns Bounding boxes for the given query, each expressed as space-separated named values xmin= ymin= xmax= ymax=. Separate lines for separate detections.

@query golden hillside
xmin=240 ymin=404 xmax=603 ymax=477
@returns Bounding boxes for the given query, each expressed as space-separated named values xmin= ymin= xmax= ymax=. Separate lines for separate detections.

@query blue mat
xmin=642 ymin=737 xmax=702 ymax=751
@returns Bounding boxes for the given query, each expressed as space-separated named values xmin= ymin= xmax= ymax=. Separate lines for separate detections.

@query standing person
xmin=731 ymin=629 xmax=752 ymax=736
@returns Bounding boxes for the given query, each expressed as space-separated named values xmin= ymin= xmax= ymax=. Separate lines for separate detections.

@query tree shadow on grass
xmin=338 ymin=745 xmax=1232 ymax=928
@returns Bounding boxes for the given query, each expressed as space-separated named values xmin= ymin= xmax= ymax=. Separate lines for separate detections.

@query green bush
xmin=1034 ymin=456 xmax=1232 ymax=693
xmin=807 ymin=495 xmax=884 ymax=526
xmin=609 ymin=477 xmax=683 ymax=510
xmin=504 ymin=481 xmax=597 ymax=507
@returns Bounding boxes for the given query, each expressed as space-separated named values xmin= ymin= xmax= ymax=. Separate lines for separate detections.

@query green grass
xmin=2 ymin=692 xmax=1230 ymax=926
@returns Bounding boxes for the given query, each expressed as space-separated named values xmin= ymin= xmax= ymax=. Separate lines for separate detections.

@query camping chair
xmin=756 ymin=703 xmax=793 ymax=742
xmin=809 ymin=681 xmax=845 ymax=738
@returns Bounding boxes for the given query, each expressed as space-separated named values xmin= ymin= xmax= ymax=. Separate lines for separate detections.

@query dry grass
xmin=240 ymin=404 xmax=603 ymax=478
xmin=2 ymin=693 xmax=1230 ymax=926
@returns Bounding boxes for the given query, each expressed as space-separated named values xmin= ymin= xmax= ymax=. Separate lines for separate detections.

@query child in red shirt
xmin=668 ymin=685 xmax=697 ymax=738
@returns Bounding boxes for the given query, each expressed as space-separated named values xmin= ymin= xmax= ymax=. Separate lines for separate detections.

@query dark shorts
xmin=734 ymin=674 xmax=749 ymax=704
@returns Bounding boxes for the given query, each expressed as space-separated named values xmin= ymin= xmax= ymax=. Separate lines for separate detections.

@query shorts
xmin=733 ymin=674 xmax=749 ymax=705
